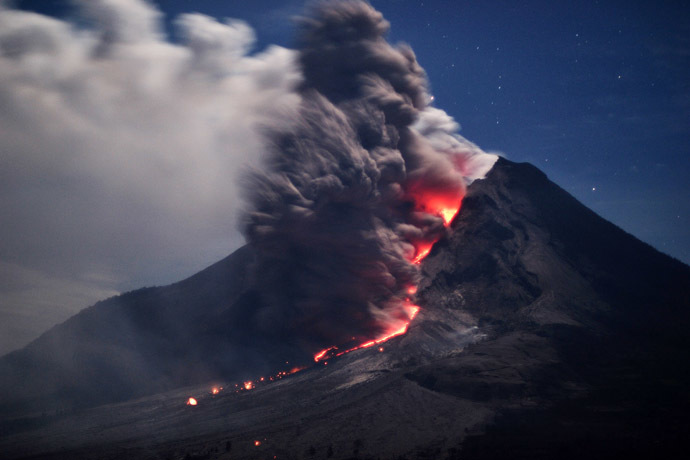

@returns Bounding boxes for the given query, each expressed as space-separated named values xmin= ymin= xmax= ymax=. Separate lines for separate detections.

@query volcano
xmin=1 ymin=157 xmax=689 ymax=459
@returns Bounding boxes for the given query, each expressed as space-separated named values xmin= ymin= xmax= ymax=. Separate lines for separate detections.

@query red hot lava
xmin=409 ymin=186 xmax=463 ymax=228
xmin=178 ymin=194 xmax=463 ymax=399
xmin=313 ymin=191 xmax=462 ymax=363
xmin=409 ymin=190 xmax=462 ymax=264
xmin=313 ymin=298 xmax=421 ymax=363
xmin=411 ymin=242 xmax=433 ymax=265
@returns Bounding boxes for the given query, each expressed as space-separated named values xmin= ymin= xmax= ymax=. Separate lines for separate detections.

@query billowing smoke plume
xmin=0 ymin=0 xmax=300 ymax=353
xmin=242 ymin=1 xmax=497 ymax=352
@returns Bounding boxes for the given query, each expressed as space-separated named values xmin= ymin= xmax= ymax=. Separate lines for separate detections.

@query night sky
xmin=251 ymin=0 xmax=689 ymax=266
xmin=3 ymin=0 xmax=689 ymax=353
xmin=255 ymin=0 xmax=687 ymax=267
xmin=24 ymin=0 xmax=687 ymax=262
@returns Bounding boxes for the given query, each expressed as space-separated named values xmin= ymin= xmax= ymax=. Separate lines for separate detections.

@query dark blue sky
xmin=17 ymin=0 xmax=690 ymax=264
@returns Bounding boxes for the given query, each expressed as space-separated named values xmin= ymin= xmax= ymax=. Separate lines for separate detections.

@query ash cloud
xmin=0 ymin=0 xmax=496 ymax=356
xmin=242 ymin=1 xmax=497 ymax=352
xmin=0 ymin=0 xmax=300 ymax=354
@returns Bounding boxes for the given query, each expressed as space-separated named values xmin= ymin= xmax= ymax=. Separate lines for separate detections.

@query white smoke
xmin=413 ymin=107 xmax=498 ymax=182
xmin=0 ymin=0 xmax=300 ymax=354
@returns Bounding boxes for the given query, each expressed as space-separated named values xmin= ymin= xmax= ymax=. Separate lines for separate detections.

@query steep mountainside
xmin=0 ymin=245 xmax=308 ymax=415
xmin=1 ymin=158 xmax=689 ymax=459
xmin=413 ymin=157 xmax=690 ymax=457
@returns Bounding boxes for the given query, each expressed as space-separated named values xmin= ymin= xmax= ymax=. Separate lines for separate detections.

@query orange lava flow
xmin=413 ymin=193 xmax=462 ymax=227
xmin=314 ymin=305 xmax=420 ymax=362
xmin=182 ymin=196 xmax=462 ymax=407
xmin=439 ymin=206 xmax=460 ymax=227
xmin=314 ymin=346 xmax=336 ymax=362
xmin=312 ymin=193 xmax=462 ymax=364
xmin=411 ymin=243 xmax=433 ymax=265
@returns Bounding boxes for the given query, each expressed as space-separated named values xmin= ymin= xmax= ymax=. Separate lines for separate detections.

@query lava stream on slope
xmin=313 ymin=198 xmax=460 ymax=362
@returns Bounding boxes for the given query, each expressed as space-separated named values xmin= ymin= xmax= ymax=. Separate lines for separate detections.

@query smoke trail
xmin=242 ymin=0 xmax=496 ymax=352
xmin=0 ymin=0 xmax=301 ymax=353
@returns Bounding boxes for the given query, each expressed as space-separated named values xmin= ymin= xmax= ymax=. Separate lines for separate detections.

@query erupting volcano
xmin=1 ymin=1 xmax=689 ymax=459
xmin=242 ymin=1 xmax=495 ymax=360
xmin=312 ymin=188 xmax=456 ymax=362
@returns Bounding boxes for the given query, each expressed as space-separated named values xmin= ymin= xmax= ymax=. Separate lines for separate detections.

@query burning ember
xmin=182 ymin=366 xmax=305 ymax=406
xmin=254 ymin=440 xmax=261 ymax=447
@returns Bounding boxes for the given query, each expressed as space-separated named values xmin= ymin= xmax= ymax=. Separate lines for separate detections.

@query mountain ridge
xmin=1 ymin=158 xmax=689 ymax=459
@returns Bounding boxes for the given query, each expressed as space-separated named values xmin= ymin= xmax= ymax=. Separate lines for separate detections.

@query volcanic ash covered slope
xmin=412 ymin=157 xmax=690 ymax=458
xmin=0 ymin=244 xmax=309 ymax=416
xmin=1 ymin=157 xmax=689 ymax=460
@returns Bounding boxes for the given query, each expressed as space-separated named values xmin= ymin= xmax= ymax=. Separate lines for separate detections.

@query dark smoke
xmin=242 ymin=1 xmax=487 ymax=352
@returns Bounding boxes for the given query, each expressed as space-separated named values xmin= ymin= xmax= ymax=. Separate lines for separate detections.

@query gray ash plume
xmin=241 ymin=1 xmax=494 ymax=353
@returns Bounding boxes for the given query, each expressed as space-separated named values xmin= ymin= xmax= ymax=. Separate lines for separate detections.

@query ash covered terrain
xmin=1 ymin=158 xmax=689 ymax=460
xmin=1 ymin=1 xmax=689 ymax=459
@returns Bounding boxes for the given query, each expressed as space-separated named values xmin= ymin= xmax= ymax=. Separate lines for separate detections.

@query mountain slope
xmin=414 ymin=157 xmax=690 ymax=457
xmin=1 ymin=158 xmax=689 ymax=459
xmin=0 ymin=244 xmax=296 ymax=415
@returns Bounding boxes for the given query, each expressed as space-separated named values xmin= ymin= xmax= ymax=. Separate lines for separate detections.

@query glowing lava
xmin=312 ymin=191 xmax=462 ymax=363
xmin=314 ymin=305 xmax=420 ymax=362
xmin=411 ymin=242 xmax=433 ymax=265
xmin=186 ymin=397 xmax=197 ymax=406
xmin=439 ymin=206 xmax=460 ymax=226
xmin=314 ymin=347 xmax=336 ymax=362
xmin=412 ymin=192 xmax=463 ymax=227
